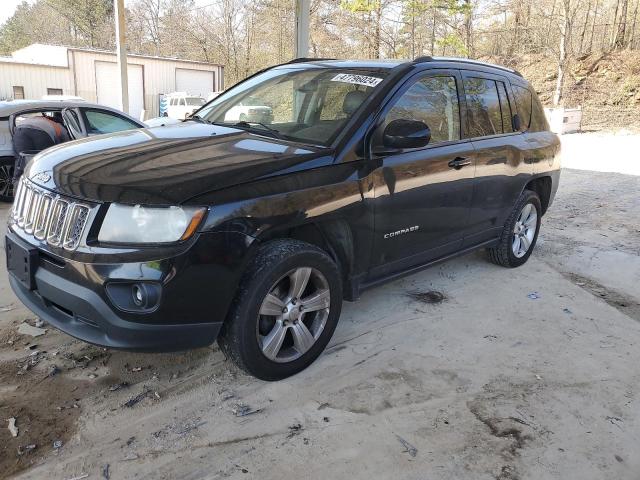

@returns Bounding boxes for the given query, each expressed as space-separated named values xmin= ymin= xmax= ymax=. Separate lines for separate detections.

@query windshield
xmin=186 ymin=97 xmax=206 ymax=106
xmin=198 ymin=67 xmax=388 ymax=145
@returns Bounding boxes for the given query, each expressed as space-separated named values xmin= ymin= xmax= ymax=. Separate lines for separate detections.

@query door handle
xmin=448 ymin=157 xmax=472 ymax=170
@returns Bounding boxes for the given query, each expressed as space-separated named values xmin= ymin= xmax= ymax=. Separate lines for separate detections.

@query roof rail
xmin=286 ymin=57 xmax=337 ymax=64
xmin=412 ymin=55 xmax=523 ymax=77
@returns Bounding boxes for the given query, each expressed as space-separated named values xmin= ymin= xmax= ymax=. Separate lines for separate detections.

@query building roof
xmin=2 ymin=43 xmax=223 ymax=68
xmin=0 ymin=55 xmax=68 ymax=68
xmin=67 ymin=46 xmax=224 ymax=67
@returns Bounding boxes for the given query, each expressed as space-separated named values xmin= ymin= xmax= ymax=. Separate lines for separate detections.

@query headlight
xmin=98 ymin=204 xmax=206 ymax=244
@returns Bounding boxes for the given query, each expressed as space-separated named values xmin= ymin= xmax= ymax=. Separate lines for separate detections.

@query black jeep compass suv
xmin=6 ymin=57 xmax=560 ymax=380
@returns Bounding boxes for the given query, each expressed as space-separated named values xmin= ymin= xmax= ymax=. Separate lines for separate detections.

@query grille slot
xmin=33 ymin=194 xmax=53 ymax=240
xmin=10 ymin=178 xmax=92 ymax=251
xmin=47 ymin=198 xmax=70 ymax=246
xmin=63 ymin=204 xmax=90 ymax=250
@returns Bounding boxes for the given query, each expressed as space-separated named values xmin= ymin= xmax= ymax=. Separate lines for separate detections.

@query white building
xmin=0 ymin=43 xmax=224 ymax=119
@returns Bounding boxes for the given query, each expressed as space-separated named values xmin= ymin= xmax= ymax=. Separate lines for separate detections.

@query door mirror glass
xmin=383 ymin=119 xmax=431 ymax=149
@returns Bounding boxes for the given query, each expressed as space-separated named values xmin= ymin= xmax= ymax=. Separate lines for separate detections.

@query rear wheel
xmin=218 ymin=239 xmax=342 ymax=380
xmin=487 ymin=189 xmax=541 ymax=268
xmin=0 ymin=157 xmax=15 ymax=202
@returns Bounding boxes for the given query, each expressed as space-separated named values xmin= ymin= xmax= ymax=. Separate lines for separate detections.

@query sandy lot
xmin=1 ymin=132 xmax=639 ymax=480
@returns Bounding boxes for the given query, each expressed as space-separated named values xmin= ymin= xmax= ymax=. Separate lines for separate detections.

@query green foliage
xmin=403 ymin=0 xmax=471 ymax=18
xmin=0 ymin=0 xmax=114 ymax=54
xmin=441 ymin=0 xmax=472 ymax=16
xmin=340 ymin=0 xmax=380 ymax=14
xmin=0 ymin=2 xmax=39 ymax=54
xmin=436 ymin=32 xmax=468 ymax=56
xmin=45 ymin=0 xmax=113 ymax=47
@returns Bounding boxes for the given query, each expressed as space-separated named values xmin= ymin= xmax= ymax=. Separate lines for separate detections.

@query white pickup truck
xmin=164 ymin=93 xmax=207 ymax=120
xmin=222 ymin=96 xmax=273 ymax=123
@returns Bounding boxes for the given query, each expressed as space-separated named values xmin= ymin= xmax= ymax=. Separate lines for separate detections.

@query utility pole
xmin=295 ymin=0 xmax=311 ymax=58
xmin=114 ymin=0 xmax=129 ymax=113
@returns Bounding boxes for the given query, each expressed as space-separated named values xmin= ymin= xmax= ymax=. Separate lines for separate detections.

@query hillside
xmin=513 ymin=52 xmax=640 ymax=131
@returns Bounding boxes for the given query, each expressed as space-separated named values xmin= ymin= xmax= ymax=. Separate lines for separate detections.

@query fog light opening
xmin=132 ymin=284 xmax=145 ymax=307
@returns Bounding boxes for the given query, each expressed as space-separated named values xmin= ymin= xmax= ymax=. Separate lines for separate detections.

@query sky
xmin=1 ymin=0 xmax=34 ymax=25
xmin=0 ymin=0 xmax=218 ymax=26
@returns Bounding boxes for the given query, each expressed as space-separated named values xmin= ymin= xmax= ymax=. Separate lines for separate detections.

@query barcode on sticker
xmin=331 ymin=73 xmax=383 ymax=87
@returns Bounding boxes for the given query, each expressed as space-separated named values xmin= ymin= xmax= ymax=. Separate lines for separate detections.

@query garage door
xmin=95 ymin=61 xmax=144 ymax=120
xmin=176 ymin=68 xmax=215 ymax=97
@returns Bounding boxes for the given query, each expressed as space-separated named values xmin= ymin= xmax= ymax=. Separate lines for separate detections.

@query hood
xmin=24 ymin=122 xmax=332 ymax=205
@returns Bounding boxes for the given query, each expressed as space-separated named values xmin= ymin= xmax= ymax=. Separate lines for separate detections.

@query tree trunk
xmin=579 ymin=0 xmax=591 ymax=54
xmin=611 ymin=0 xmax=621 ymax=48
xmin=554 ymin=2 xmax=571 ymax=106
xmin=589 ymin=0 xmax=599 ymax=51
xmin=373 ymin=2 xmax=381 ymax=58
xmin=631 ymin=0 xmax=640 ymax=48
xmin=546 ymin=0 xmax=558 ymax=48
xmin=431 ymin=5 xmax=436 ymax=55
xmin=614 ymin=0 xmax=629 ymax=47
xmin=464 ymin=0 xmax=473 ymax=57
xmin=410 ymin=0 xmax=416 ymax=58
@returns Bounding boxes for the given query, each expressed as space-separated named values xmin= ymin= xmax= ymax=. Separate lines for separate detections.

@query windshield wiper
xmin=233 ymin=120 xmax=283 ymax=139
xmin=187 ymin=114 xmax=208 ymax=124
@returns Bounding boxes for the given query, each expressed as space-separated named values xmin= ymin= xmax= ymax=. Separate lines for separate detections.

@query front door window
xmin=385 ymin=76 xmax=461 ymax=145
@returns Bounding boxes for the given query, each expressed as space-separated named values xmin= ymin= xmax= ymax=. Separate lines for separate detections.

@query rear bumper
xmin=10 ymin=271 xmax=221 ymax=351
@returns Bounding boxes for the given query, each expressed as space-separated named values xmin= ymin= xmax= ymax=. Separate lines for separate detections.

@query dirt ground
xmin=1 ymin=131 xmax=639 ymax=480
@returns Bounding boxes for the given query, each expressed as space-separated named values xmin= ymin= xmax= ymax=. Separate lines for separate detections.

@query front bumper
xmin=6 ymin=229 xmax=255 ymax=352
xmin=10 ymin=272 xmax=220 ymax=351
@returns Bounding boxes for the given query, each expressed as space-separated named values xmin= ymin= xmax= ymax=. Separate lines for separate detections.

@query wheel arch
xmin=524 ymin=175 xmax=553 ymax=215
xmin=254 ymin=219 xmax=357 ymax=299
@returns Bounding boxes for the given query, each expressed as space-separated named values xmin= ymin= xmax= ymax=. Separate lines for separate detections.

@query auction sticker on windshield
xmin=331 ymin=73 xmax=383 ymax=87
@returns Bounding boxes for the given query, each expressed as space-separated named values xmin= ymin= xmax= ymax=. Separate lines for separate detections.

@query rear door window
xmin=82 ymin=109 xmax=140 ymax=135
xmin=497 ymin=81 xmax=513 ymax=133
xmin=463 ymin=77 xmax=503 ymax=137
xmin=386 ymin=75 xmax=461 ymax=144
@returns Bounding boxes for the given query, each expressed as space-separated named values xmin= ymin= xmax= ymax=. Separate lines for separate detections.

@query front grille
xmin=11 ymin=179 xmax=91 ymax=251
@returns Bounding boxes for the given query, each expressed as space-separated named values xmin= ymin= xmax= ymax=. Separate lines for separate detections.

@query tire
xmin=0 ymin=157 xmax=15 ymax=203
xmin=218 ymin=239 xmax=343 ymax=381
xmin=487 ymin=189 xmax=542 ymax=268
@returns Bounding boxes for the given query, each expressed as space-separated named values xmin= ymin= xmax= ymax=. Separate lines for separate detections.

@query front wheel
xmin=0 ymin=157 xmax=15 ymax=202
xmin=218 ymin=239 xmax=342 ymax=380
xmin=487 ymin=189 xmax=542 ymax=268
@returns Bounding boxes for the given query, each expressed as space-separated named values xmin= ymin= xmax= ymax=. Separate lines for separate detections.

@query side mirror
xmin=383 ymin=119 xmax=431 ymax=149
xmin=512 ymin=113 xmax=522 ymax=132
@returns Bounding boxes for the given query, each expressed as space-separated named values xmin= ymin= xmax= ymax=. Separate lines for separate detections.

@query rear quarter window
xmin=529 ymin=92 xmax=549 ymax=132
xmin=512 ymin=85 xmax=532 ymax=132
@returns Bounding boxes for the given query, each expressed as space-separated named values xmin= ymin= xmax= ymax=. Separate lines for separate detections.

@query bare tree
xmin=614 ymin=0 xmax=630 ymax=47
xmin=553 ymin=0 xmax=580 ymax=105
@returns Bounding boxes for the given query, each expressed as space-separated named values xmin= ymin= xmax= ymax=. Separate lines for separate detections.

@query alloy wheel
xmin=512 ymin=203 xmax=537 ymax=258
xmin=256 ymin=267 xmax=331 ymax=363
